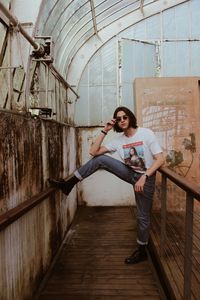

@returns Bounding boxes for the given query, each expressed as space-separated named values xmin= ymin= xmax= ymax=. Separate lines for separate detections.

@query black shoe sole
xmin=124 ymin=256 xmax=147 ymax=264
xmin=48 ymin=178 xmax=67 ymax=188
xmin=48 ymin=178 xmax=72 ymax=195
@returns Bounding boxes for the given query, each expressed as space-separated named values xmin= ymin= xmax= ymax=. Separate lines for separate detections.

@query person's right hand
xmin=103 ymin=118 xmax=116 ymax=132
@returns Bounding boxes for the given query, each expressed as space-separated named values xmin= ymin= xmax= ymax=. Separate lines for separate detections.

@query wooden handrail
xmin=159 ymin=166 xmax=200 ymax=201
xmin=0 ymin=187 xmax=55 ymax=231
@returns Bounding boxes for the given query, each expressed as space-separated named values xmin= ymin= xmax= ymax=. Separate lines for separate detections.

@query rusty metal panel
xmin=135 ymin=77 xmax=200 ymax=211
xmin=0 ymin=112 xmax=43 ymax=212
xmin=0 ymin=110 xmax=77 ymax=300
xmin=0 ymin=195 xmax=77 ymax=300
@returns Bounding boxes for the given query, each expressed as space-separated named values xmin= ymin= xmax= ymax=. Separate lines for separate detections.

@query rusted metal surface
xmin=0 ymin=186 xmax=55 ymax=231
xmin=135 ymin=77 xmax=200 ymax=211
xmin=0 ymin=110 xmax=77 ymax=300
xmin=36 ymin=206 xmax=165 ymax=299
xmin=0 ymin=110 xmax=43 ymax=212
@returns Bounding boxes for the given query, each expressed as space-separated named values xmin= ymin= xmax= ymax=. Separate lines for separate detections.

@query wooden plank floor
xmin=36 ymin=206 xmax=165 ymax=300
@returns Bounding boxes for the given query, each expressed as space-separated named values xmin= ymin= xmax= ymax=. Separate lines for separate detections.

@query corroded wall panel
xmin=0 ymin=111 xmax=43 ymax=212
xmin=0 ymin=110 xmax=77 ymax=300
xmin=135 ymin=77 xmax=200 ymax=211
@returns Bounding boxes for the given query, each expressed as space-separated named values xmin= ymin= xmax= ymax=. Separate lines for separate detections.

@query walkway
xmin=36 ymin=206 xmax=166 ymax=299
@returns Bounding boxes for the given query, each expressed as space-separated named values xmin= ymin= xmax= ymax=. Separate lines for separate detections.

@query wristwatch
xmin=143 ymin=172 xmax=149 ymax=179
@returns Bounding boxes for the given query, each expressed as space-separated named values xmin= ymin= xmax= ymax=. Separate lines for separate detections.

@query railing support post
xmin=160 ymin=174 xmax=167 ymax=256
xmin=184 ymin=193 xmax=194 ymax=300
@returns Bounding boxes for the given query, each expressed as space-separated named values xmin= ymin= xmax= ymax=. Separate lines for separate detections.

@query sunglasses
xmin=116 ymin=115 xmax=128 ymax=122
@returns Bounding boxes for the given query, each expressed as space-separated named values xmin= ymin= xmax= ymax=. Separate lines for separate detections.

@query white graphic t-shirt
xmin=105 ymin=127 xmax=162 ymax=173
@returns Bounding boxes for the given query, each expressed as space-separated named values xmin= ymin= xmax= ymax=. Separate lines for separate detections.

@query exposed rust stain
xmin=0 ymin=112 xmax=43 ymax=211
xmin=0 ymin=112 xmax=71 ymax=214
xmin=44 ymin=121 xmax=64 ymax=178
xmin=49 ymin=194 xmax=63 ymax=256
xmin=76 ymin=128 xmax=82 ymax=168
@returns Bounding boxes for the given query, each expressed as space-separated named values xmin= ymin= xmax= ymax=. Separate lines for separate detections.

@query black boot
xmin=48 ymin=175 xmax=79 ymax=195
xmin=124 ymin=245 xmax=147 ymax=264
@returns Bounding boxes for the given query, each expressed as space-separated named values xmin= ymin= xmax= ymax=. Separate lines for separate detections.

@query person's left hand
xmin=134 ymin=175 xmax=146 ymax=192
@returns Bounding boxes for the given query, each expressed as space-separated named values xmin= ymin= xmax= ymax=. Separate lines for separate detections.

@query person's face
xmin=116 ymin=111 xmax=129 ymax=130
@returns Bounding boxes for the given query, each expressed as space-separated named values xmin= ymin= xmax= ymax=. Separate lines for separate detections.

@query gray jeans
xmin=74 ymin=155 xmax=156 ymax=245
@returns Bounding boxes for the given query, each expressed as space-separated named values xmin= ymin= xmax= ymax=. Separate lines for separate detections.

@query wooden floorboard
xmin=36 ymin=206 xmax=165 ymax=300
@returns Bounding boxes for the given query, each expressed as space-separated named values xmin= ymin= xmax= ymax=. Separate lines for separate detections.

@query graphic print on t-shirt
xmin=123 ymin=142 xmax=146 ymax=172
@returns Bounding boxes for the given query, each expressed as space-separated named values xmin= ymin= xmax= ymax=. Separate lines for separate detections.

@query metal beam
xmin=0 ymin=9 xmax=9 ymax=26
xmin=89 ymin=0 xmax=98 ymax=35
xmin=140 ymin=0 xmax=144 ymax=15
xmin=49 ymin=64 xmax=79 ymax=99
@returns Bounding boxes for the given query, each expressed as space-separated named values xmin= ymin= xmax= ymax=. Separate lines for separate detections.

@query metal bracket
xmin=29 ymin=107 xmax=56 ymax=118
xmin=31 ymin=36 xmax=54 ymax=62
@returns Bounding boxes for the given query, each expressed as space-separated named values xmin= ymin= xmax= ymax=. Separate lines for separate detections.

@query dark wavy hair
xmin=113 ymin=106 xmax=138 ymax=132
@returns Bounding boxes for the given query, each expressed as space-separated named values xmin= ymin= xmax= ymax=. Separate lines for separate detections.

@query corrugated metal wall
xmin=0 ymin=111 xmax=77 ymax=300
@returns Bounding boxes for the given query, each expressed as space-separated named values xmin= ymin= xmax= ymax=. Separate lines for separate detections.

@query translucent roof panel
xmin=35 ymin=0 xmax=188 ymax=79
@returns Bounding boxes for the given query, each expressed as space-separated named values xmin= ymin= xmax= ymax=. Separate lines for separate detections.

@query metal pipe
xmin=49 ymin=64 xmax=79 ymax=99
xmin=0 ymin=65 xmax=23 ymax=69
xmin=0 ymin=2 xmax=79 ymax=99
xmin=0 ymin=2 xmax=43 ymax=54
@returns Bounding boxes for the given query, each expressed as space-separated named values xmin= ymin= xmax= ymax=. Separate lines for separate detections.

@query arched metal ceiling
xmin=36 ymin=0 xmax=188 ymax=92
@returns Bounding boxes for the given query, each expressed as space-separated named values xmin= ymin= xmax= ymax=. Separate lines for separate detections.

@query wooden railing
xmin=0 ymin=187 xmax=56 ymax=231
xmin=158 ymin=166 xmax=200 ymax=300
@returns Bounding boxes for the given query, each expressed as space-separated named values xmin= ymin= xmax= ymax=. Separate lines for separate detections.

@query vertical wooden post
xmin=184 ymin=193 xmax=194 ymax=300
xmin=160 ymin=174 xmax=167 ymax=256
